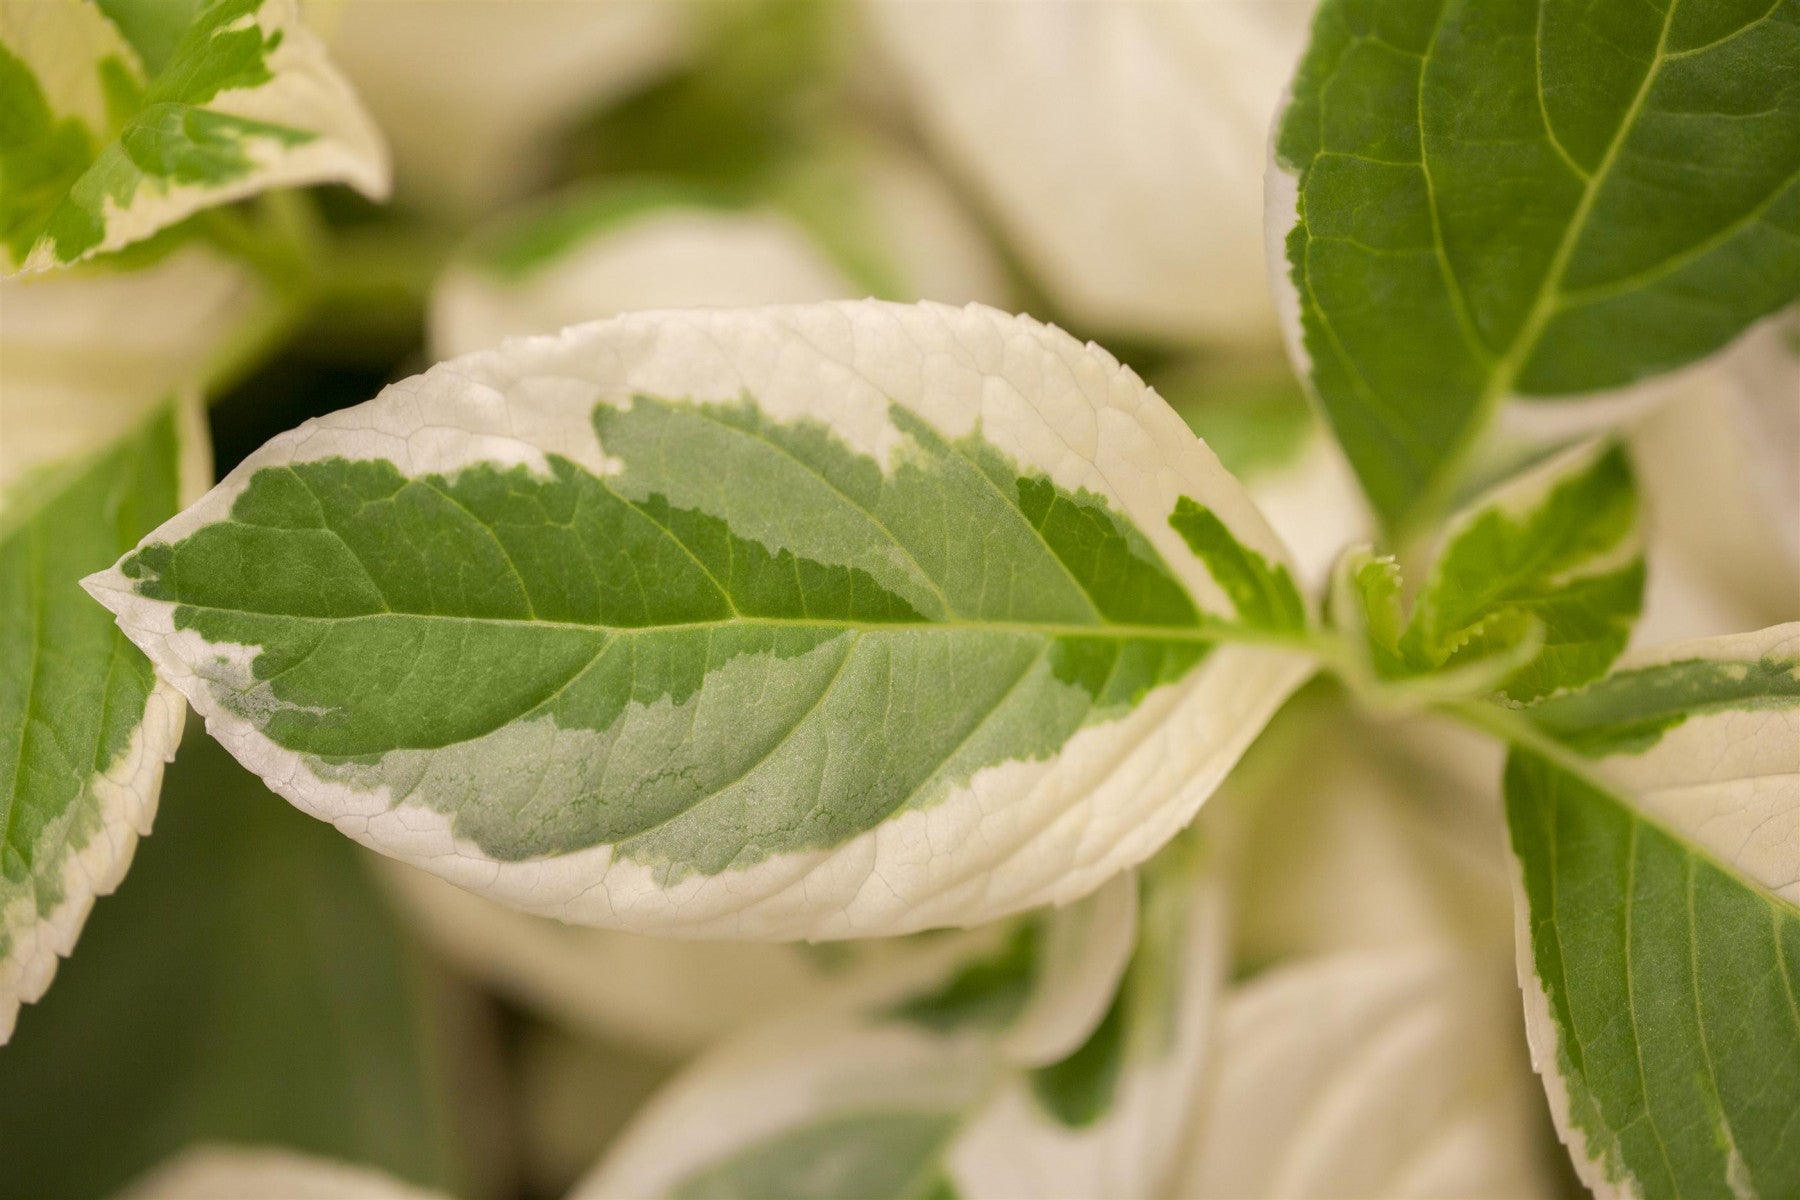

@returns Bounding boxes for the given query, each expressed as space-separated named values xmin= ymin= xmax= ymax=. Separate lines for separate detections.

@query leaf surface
xmin=0 ymin=0 xmax=387 ymax=273
xmin=1331 ymin=439 xmax=1644 ymax=701
xmin=0 ymin=736 xmax=464 ymax=1198
xmin=432 ymin=140 xmax=1011 ymax=361
xmin=0 ymin=402 xmax=195 ymax=1043
xmin=867 ymin=0 xmax=1311 ymax=344
xmin=1273 ymin=0 xmax=1800 ymax=527
xmin=1505 ymin=624 xmax=1800 ymax=1197
xmin=1176 ymin=945 xmax=1556 ymax=1198
xmin=88 ymin=301 xmax=1314 ymax=938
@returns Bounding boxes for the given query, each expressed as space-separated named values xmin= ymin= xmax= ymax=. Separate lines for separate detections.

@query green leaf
xmin=1152 ymin=360 xmax=1317 ymax=481
xmin=1274 ymin=0 xmax=1800 ymax=528
xmin=889 ymin=922 xmax=1041 ymax=1034
xmin=1503 ymin=624 xmax=1800 ymax=1197
xmin=0 ymin=0 xmax=387 ymax=274
xmin=0 ymin=402 xmax=192 ymax=1043
xmin=1330 ymin=440 xmax=1643 ymax=702
xmin=0 ymin=735 xmax=465 ymax=1199
xmin=88 ymin=301 xmax=1314 ymax=940
xmin=568 ymin=0 xmax=852 ymax=195
xmin=1407 ymin=440 xmax=1643 ymax=701
xmin=1169 ymin=496 xmax=1307 ymax=634
xmin=574 ymin=843 xmax=1220 ymax=1200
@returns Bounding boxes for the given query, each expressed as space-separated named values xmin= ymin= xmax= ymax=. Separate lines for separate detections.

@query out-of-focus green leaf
xmin=1153 ymin=363 xmax=1316 ymax=482
xmin=0 ymin=736 xmax=465 ymax=1200
xmin=565 ymin=0 xmax=849 ymax=192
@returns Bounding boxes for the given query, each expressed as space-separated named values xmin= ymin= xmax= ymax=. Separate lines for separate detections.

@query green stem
xmin=1433 ymin=696 xmax=1609 ymax=789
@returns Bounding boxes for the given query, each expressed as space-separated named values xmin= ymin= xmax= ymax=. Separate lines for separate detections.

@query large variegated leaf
xmin=866 ymin=0 xmax=1312 ymax=345
xmin=1175 ymin=945 xmax=1556 ymax=1198
xmin=87 ymin=301 xmax=1315 ymax=939
xmin=1273 ymin=0 xmax=1800 ymax=529
xmin=1506 ymin=624 xmax=1800 ymax=1197
xmin=574 ymin=850 xmax=1219 ymax=1200
xmin=0 ymin=0 xmax=388 ymax=274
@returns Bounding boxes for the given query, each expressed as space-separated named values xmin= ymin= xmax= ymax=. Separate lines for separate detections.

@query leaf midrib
xmin=1411 ymin=0 xmax=1685 ymax=521
xmin=162 ymin=601 xmax=1260 ymax=647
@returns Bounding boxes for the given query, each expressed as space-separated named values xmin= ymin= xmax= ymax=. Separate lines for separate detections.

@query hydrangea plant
xmin=1 ymin=1 xmax=1795 ymax=1197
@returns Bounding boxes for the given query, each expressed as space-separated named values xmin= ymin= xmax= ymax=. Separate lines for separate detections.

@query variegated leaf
xmin=86 ymin=301 xmax=1314 ymax=939
xmin=0 ymin=246 xmax=237 ymax=1041
xmin=0 ymin=0 xmax=387 ymax=274
xmin=1507 ymin=624 xmax=1800 ymax=1198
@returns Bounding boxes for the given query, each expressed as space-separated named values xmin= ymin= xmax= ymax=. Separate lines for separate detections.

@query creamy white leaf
xmin=0 ymin=246 xmax=260 ymax=488
xmin=115 ymin=1146 xmax=448 ymax=1200
xmin=327 ymin=0 xmax=691 ymax=215
xmin=380 ymin=860 xmax=949 ymax=1057
xmin=431 ymin=209 xmax=857 ymax=359
xmin=950 ymin=862 xmax=1226 ymax=1200
xmin=571 ymin=867 xmax=1186 ymax=1200
xmin=1175 ymin=945 xmax=1556 ymax=1199
xmin=1223 ymin=702 xmax=1514 ymax=968
xmin=430 ymin=140 xmax=1012 ymax=359
xmin=867 ymin=0 xmax=1313 ymax=346
xmin=1631 ymin=316 xmax=1800 ymax=641
xmin=572 ymin=878 xmax=1136 ymax=1200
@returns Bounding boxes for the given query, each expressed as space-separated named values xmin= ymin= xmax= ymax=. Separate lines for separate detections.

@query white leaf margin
xmin=1583 ymin=623 xmax=1800 ymax=907
xmin=0 ymin=395 xmax=210 ymax=1044
xmin=87 ymin=301 xmax=1316 ymax=940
